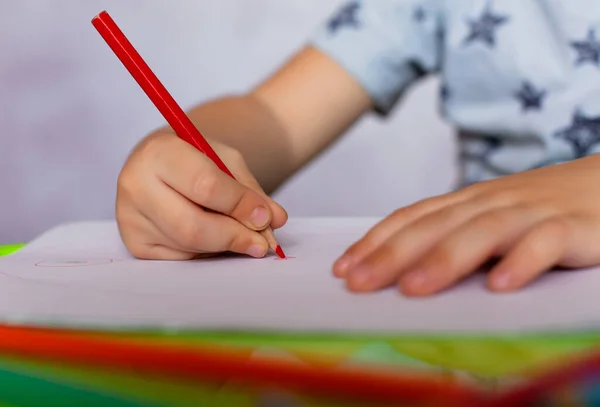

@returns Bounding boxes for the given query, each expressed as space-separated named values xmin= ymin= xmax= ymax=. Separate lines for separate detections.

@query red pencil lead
xmin=275 ymin=245 xmax=286 ymax=259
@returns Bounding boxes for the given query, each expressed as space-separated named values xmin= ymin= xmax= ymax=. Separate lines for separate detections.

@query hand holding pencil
xmin=94 ymin=11 xmax=287 ymax=259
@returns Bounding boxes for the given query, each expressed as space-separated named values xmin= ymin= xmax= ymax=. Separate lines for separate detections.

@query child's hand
xmin=116 ymin=131 xmax=287 ymax=260
xmin=333 ymin=155 xmax=600 ymax=296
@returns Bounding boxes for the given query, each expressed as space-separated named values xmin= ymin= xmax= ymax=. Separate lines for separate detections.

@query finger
xmin=117 ymin=203 xmax=200 ymax=260
xmin=155 ymin=138 xmax=273 ymax=231
xmin=142 ymin=178 xmax=269 ymax=257
xmin=398 ymin=208 xmax=548 ymax=296
xmin=344 ymin=198 xmax=509 ymax=292
xmin=231 ymin=158 xmax=288 ymax=229
xmin=132 ymin=243 xmax=199 ymax=260
xmin=333 ymin=191 xmax=473 ymax=277
xmin=487 ymin=217 xmax=570 ymax=292
xmin=265 ymin=199 xmax=288 ymax=230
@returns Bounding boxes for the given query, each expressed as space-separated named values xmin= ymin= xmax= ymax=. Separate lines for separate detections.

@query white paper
xmin=0 ymin=217 xmax=599 ymax=334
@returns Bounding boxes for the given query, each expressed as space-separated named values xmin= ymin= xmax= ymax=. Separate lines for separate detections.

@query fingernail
xmin=333 ymin=255 xmax=354 ymax=277
xmin=490 ymin=272 xmax=511 ymax=290
xmin=348 ymin=267 xmax=373 ymax=289
xmin=401 ymin=269 xmax=429 ymax=291
xmin=246 ymin=244 xmax=267 ymax=258
xmin=250 ymin=207 xmax=270 ymax=228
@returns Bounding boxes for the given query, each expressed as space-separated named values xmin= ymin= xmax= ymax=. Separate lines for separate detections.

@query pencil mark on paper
xmin=34 ymin=259 xmax=115 ymax=268
xmin=274 ymin=256 xmax=296 ymax=261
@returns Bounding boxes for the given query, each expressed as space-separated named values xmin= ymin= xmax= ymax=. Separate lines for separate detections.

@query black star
xmin=413 ymin=6 xmax=426 ymax=22
xmin=463 ymin=3 xmax=509 ymax=48
xmin=440 ymin=84 xmax=451 ymax=101
xmin=571 ymin=28 xmax=600 ymax=67
xmin=480 ymin=136 xmax=503 ymax=159
xmin=554 ymin=108 xmax=600 ymax=158
xmin=514 ymin=81 xmax=546 ymax=112
xmin=327 ymin=2 xmax=361 ymax=34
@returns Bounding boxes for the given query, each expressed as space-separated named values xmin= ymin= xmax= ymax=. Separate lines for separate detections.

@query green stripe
xmin=0 ymin=244 xmax=24 ymax=257
xmin=0 ymin=365 xmax=163 ymax=407
xmin=0 ymin=356 xmax=246 ymax=407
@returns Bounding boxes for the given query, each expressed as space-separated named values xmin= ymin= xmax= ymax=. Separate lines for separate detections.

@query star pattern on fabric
xmin=463 ymin=2 xmax=509 ymax=48
xmin=413 ymin=6 xmax=426 ymax=23
xmin=514 ymin=81 xmax=546 ymax=112
xmin=327 ymin=2 xmax=361 ymax=34
xmin=480 ymin=136 xmax=504 ymax=160
xmin=571 ymin=28 xmax=600 ymax=67
xmin=554 ymin=108 xmax=600 ymax=158
xmin=440 ymin=84 xmax=451 ymax=101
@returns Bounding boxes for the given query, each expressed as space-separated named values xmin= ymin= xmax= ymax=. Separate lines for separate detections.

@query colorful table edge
xmin=0 ymin=244 xmax=24 ymax=257
xmin=4 ymin=242 xmax=600 ymax=381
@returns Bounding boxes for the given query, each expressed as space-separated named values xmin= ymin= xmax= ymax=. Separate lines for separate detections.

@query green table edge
xmin=0 ymin=244 xmax=24 ymax=257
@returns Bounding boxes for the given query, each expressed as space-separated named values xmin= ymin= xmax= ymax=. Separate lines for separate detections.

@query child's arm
xmin=177 ymin=46 xmax=373 ymax=194
xmin=116 ymin=0 xmax=441 ymax=260
xmin=116 ymin=46 xmax=373 ymax=260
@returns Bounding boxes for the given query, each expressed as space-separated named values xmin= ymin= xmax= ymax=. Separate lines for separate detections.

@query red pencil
xmin=92 ymin=10 xmax=284 ymax=258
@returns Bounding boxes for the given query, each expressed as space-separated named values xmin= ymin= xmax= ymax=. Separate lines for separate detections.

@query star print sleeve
xmin=310 ymin=0 xmax=442 ymax=115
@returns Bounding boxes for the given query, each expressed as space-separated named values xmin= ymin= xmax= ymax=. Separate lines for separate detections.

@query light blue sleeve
xmin=310 ymin=0 xmax=442 ymax=115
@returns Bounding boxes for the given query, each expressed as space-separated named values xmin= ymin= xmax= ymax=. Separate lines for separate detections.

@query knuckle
xmin=458 ymin=181 xmax=489 ymax=197
xmin=226 ymin=147 xmax=244 ymax=163
xmin=218 ymin=142 xmax=244 ymax=161
xmin=475 ymin=209 xmax=514 ymax=230
xmin=523 ymin=237 xmax=549 ymax=264
xmin=523 ymin=217 xmax=569 ymax=261
xmin=135 ymin=132 xmax=171 ymax=159
xmin=434 ymin=202 xmax=473 ymax=222
xmin=544 ymin=216 xmax=570 ymax=238
xmin=216 ymin=142 xmax=245 ymax=165
xmin=516 ymin=200 xmax=561 ymax=217
xmin=475 ymin=189 xmax=520 ymax=206
xmin=430 ymin=245 xmax=458 ymax=271
xmin=191 ymin=171 xmax=220 ymax=202
xmin=406 ymin=195 xmax=445 ymax=213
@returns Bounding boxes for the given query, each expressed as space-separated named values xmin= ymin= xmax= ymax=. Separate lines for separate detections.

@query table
xmin=1 ymin=244 xmax=599 ymax=406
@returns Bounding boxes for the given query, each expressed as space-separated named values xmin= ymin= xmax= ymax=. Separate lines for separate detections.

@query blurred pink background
xmin=0 ymin=0 xmax=454 ymax=243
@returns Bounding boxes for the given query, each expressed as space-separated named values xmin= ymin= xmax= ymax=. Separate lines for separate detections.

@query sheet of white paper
xmin=0 ymin=217 xmax=598 ymax=334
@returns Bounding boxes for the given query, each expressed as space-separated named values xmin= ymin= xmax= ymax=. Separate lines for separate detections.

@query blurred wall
xmin=0 ymin=0 xmax=455 ymax=243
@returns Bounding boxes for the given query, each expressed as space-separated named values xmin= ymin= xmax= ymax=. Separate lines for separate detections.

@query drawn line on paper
xmin=0 ymin=269 xmax=184 ymax=298
xmin=274 ymin=256 xmax=296 ymax=261
xmin=34 ymin=259 xmax=115 ymax=268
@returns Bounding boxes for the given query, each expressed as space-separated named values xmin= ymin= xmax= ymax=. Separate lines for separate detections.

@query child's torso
xmin=437 ymin=0 xmax=600 ymax=184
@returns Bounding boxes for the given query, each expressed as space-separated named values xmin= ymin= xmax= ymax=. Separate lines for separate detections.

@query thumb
xmin=231 ymin=162 xmax=288 ymax=230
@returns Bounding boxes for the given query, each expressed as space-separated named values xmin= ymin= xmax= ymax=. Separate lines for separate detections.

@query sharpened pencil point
xmin=275 ymin=245 xmax=285 ymax=259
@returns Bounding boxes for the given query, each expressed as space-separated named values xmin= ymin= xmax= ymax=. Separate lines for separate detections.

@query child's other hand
xmin=116 ymin=131 xmax=287 ymax=260
xmin=333 ymin=155 xmax=600 ymax=296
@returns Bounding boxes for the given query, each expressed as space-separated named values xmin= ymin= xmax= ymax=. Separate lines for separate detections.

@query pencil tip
xmin=275 ymin=245 xmax=286 ymax=259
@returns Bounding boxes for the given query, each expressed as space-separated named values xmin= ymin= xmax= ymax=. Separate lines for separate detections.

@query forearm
xmin=150 ymin=47 xmax=371 ymax=195
xmin=182 ymin=94 xmax=295 ymax=194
